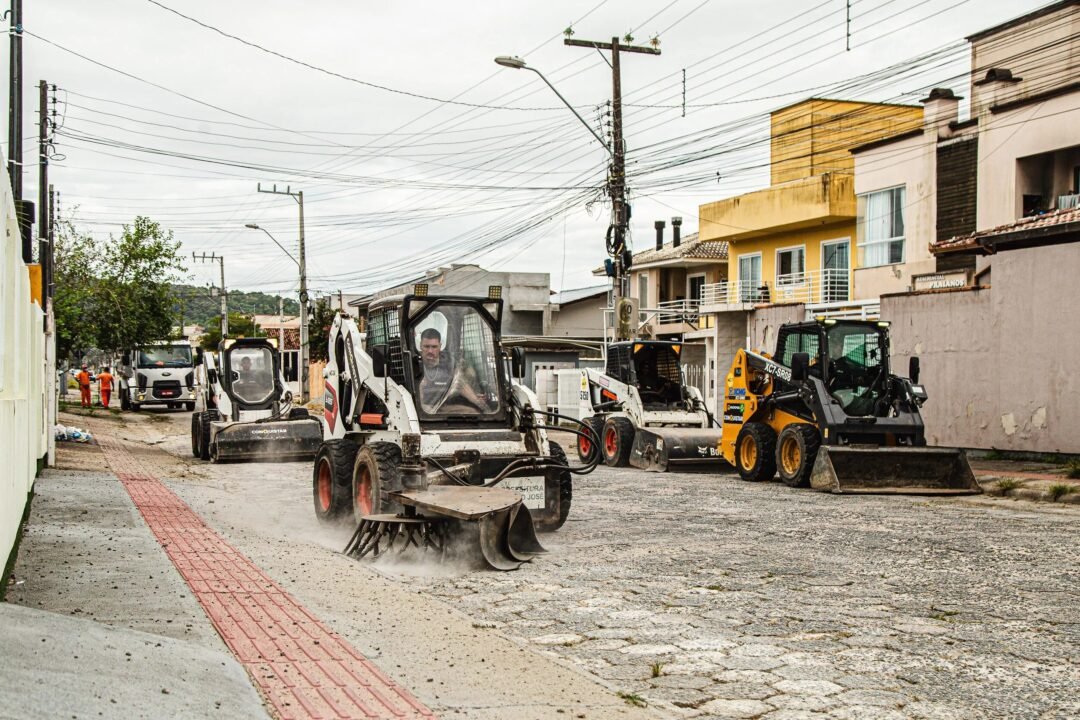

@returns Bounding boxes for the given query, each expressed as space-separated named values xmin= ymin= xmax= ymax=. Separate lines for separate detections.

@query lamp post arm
xmin=256 ymin=227 xmax=299 ymax=268
xmin=525 ymin=66 xmax=611 ymax=155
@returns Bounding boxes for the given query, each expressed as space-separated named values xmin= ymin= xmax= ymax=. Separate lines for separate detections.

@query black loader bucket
xmin=212 ymin=418 xmax=323 ymax=462
xmin=809 ymin=446 xmax=981 ymax=495
xmin=630 ymin=427 xmax=728 ymax=471
xmin=345 ymin=486 xmax=546 ymax=571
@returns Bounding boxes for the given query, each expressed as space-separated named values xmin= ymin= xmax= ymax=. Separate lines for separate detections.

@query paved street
xmin=13 ymin=409 xmax=1080 ymax=719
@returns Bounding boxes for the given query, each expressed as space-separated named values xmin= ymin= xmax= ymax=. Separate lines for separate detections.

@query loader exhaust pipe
xmin=809 ymin=446 xmax=982 ymax=495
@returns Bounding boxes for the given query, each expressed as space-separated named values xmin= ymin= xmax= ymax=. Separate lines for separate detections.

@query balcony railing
xmin=701 ymin=269 xmax=851 ymax=308
xmin=656 ymin=299 xmax=700 ymax=325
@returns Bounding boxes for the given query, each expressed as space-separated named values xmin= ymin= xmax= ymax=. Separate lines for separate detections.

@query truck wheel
xmin=735 ymin=422 xmax=778 ymax=482
xmin=313 ymin=439 xmax=359 ymax=523
xmin=185 ymin=402 xmax=195 ymax=411
xmin=131 ymin=402 xmax=141 ymax=412
xmin=352 ymin=442 xmax=402 ymax=523
xmin=121 ymin=392 xmax=130 ymax=411
xmin=576 ymin=416 xmax=603 ymax=463
xmin=601 ymin=417 xmax=635 ymax=467
xmin=776 ymin=424 xmax=821 ymax=488
xmin=190 ymin=413 xmax=203 ymax=458
xmin=539 ymin=442 xmax=572 ymax=532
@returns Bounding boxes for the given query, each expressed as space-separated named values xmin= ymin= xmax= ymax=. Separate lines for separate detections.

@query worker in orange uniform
xmin=98 ymin=366 xmax=114 ymax=408
xmin=76 ymin=364 xmax=92 ymax=408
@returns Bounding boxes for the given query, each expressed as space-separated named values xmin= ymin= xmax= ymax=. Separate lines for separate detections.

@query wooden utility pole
xmin=565 ymin=36 xmax=659 ymax=340
xmin=7 ymin=0 xmax=22 ymax=199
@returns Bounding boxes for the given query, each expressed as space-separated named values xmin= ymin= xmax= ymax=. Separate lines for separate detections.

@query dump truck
xmin=118 ymin=340 xmax=197 ymax=411
xmin=717 ymin=318 xmax=980 ymax=494
xmin=578 ymin=340 xmax=725 ymax=471
xmin=191 ymin=337 xmax=322 ymax=462
xmin=313 ymin=286 xmax=599 ymax=570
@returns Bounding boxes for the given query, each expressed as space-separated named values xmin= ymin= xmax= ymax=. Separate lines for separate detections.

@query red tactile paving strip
xmin=96 ymin=433 xmax=436 ymax=720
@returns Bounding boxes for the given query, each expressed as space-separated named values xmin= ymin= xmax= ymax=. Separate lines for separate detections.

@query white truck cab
xmin=119 ymin=341 xmax=197 ymax=411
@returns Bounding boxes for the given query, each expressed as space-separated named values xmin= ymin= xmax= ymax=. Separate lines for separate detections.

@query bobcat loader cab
xmin=578 ymin=340 xmax=724 ymax=470
xmin=316 ymin=287 xmax=597 ymax=570
xmin=191 ymin=337 xmax=322 ymax=462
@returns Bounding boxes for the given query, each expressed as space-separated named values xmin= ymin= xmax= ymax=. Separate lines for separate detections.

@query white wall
xmin=1 ymin=173 xmax=47 ymax=581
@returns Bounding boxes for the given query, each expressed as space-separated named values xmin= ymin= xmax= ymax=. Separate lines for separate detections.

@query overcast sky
xmin=6 ymin=0 xmax=1051 ymax=299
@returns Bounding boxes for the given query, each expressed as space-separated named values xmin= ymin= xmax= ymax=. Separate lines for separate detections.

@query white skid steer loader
xmin=579 ymin=340 xmax=726 ymax=471
xmin=313 ymin=287 xmax=599 ymax=570
xmin=191 ymin=337 xmax=322 ymax=462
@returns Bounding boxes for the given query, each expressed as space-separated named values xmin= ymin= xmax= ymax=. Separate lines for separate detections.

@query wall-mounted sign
xmin=911 ymin=270 xmax=971 ymax=292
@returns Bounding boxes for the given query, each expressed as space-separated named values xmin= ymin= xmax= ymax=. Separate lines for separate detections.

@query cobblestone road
xmin=139 ymin=412 xmax=1078 ymax=719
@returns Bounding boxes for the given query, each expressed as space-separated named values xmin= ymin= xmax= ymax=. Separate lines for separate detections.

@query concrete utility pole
xmin=7 ymin=0 xmax=22 ymax=199
xmin=256 ymin=184 xmax=309 ymax=403
xmin=565 ymin=36 xmax=660 ymax=340
xmin=38 ymin=80 xmax=51 ymax=299
xmin=193 ymin=252 xmax=227 ymax=338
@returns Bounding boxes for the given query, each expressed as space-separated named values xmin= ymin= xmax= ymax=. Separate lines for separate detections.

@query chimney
xmin=671 ymin=216 xmax=683 ymax=248
xmin=920 ymin=87 xmax=960 ymax=140
xmin=654 ymin=220 xmax=666 ymax=251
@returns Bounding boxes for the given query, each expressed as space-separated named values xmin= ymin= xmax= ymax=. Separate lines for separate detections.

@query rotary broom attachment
xmin=344 ymin=513 xmax=448 ymax=559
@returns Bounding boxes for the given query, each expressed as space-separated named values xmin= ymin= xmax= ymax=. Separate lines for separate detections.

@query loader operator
xmin=418 ymin=328 xmax=489 ymax=413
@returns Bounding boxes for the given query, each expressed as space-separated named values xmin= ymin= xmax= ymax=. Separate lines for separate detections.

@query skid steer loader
xmin=190 ymin=337 xmax=322 ymax=462
xmin=312 ymin=286 xmax=598 ymax=571
xmin=578 ymin=340 xmax=725 ymax=471
xmin=718 ymin=319 xmax=980 ymax=494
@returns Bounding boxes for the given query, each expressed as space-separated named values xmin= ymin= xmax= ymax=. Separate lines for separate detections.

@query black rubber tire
xmin=289 ymin=407 xmax=310 ymax=420
xmin=190 ymin=412 xmax=203 ymax=458
xmin=131 ymin=402 xmax=141 ymax=412
xmin=735 ymin=422 xmax=778 ymax=482
xmin=312 ymin=439 xmax=359 ymax=523
xmin=199 ymin=410 xmax=218 ymax=461
xmin=601 ymin=416 xmax=635 ymax=467
xmin=776 ymin=424 xmax=821 ymax=489
xmin=540 ymin=442 xmax=573 ymax=532
xmin=576 ymin=416 xmax=603 ymax=463
xmin=352 ymin=442 xmax=402 ymax=523
xmin=185 ymin=402 xmax=195 ymax=411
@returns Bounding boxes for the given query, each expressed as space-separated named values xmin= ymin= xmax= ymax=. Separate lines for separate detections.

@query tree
xmin=200 ymin=312 xmax=257 ymax=350
xmin=54 ymin=216 xmax=184 ymax=362
xmin=309 ymin=298 xmax=337 ymax=363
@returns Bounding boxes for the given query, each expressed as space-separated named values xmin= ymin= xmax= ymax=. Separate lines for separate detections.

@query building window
xmin=638 ymin=274 xmax=648 ymax=306
xmin=857 ymin=186 xmax=906 ymax=267
xmin=687 ymin=273 xmax=705 ymax=302
xmin=738 ymin=254 xmax=762 ymax=302
xmin=776 ymin=246 xmax=805 ymax=285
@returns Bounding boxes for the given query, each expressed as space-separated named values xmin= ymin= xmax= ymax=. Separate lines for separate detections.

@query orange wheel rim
xmin=356 ymin=465 xmax=373 ymax=515
xmin=317 ymin=460 xmax=332 ymax=512
xmin=739 ymin=435 xmax=757 ymax=468
xmin=579 ymin=433 xmax=591 ymax=455
xmin=604 ymin=426 xmax=618 ymax=456
xmin=781 ymin=436 xmax=801 ymax=475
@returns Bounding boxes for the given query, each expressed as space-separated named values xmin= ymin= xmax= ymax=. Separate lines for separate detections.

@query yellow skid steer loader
xmin=719 ymin=319 xmax=980 ymax=495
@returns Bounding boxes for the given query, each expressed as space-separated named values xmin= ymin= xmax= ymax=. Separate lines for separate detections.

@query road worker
xmin=98 ymin=366 xmax=114 ymax=408
xmin=76 ymin=364 xmax=92 ymax=408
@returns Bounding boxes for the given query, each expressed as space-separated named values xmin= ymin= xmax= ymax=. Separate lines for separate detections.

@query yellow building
xmin=698 ymin=99 xmax=923 ymax=308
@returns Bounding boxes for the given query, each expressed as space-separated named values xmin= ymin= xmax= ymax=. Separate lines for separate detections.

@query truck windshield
xmin=410 ymin=303 xmax=503 ymax=419
xmin=138 ymin=345 xmax=192 ymax=368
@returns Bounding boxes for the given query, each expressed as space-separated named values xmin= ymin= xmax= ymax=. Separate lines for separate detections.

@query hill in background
xmin=172 ymin=284 xmax=300 ymax=329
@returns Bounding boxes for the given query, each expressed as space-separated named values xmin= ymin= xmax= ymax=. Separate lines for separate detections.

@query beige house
xmin=851 ymin=0 xmax=1080 ymax=297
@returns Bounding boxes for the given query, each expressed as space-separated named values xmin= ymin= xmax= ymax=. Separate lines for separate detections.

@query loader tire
xmin=313 ymin=439 xmax=358 ymax=523
xmin=602 ymin=417 xmax=635 ymax=467
xmin=577 ymin=416 xmax=603 ymax=463
xmin=735 ymin=422 xmax=777 ymax=482
xmin=540 ymin=442 xmax=573 ymax=532
xmin=199 ymin=410 xmax=219 ymax=461
xmin=352 ymin=442 xmax=402 ymax=523
xmin=776 ymin=424 xmax=821 ymax=489
xmin=190 ymin=412 xmax=202 ymax=458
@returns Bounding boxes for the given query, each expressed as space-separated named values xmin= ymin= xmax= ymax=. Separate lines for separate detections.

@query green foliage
xmin=1066 ymin=460 xmax=1080 ymax=479
xmin=200 ymin=313 xmax=258 ymax=350
xmin=172 ymin=284 xmax=298 ymax=330
xmin=1047 ymin=483 xmax=1076 ymax=502
xmin=54 ymin=216 xmax=184 ymax=361
xmin=992 ymin=478 xmax=1022 ymax=496
xmin=308 ymin=297 xmax=337 ymax=363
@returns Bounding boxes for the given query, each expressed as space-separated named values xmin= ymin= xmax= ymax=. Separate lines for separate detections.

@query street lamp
xmin=244 ymin=222 xmax=307 ymax=402
xmin=494 ymin=56 xmax=612 ymax=154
